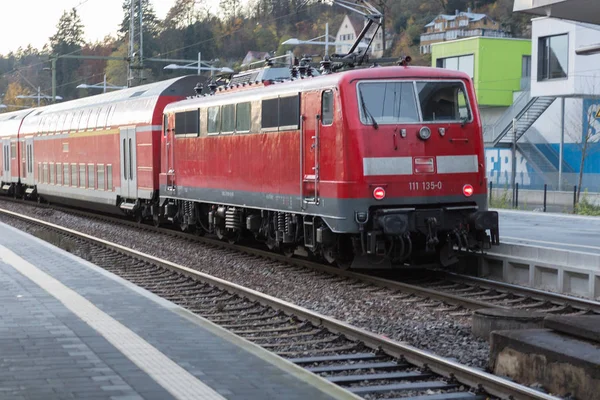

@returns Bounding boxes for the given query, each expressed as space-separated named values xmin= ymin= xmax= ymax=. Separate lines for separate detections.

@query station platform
xmin=497 ymin=209 xmax=600 ymax=254
xmin=0 ymin=221 xmax=357 ymax=400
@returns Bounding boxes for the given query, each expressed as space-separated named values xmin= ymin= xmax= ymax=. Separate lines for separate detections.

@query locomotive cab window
xmin=322 ymin=90 xmax=334 ymax=125
xmin=417 ymin=81 xmax=471 ymax=122
xmin=175 ymin=110 xmax=199 ymax=137
xmin=261 ymin=94 xmax=300 ymax=131
xmin=236 ymin=102 xmax=251 ymax=133
xmin=358 ymin=82 xmax=419 ymax=125
xmin=221 ymin=104 xmax=235 ymax=134
xmin=207 ymin=106 xmax=221 ymax=135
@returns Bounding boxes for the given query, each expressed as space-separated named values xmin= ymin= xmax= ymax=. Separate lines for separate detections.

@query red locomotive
xmin=157 ymin=61 xmax=499 ymax=268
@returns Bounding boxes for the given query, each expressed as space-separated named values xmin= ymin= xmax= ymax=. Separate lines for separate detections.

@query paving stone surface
xmin=0 ymin=222 xmax=343 ymax=400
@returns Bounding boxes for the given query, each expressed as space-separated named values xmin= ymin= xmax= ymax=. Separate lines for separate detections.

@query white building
xmin=485 ymin=14 xmax=600 ymax=191
xmin=334 ymin=15 xmax=391 ymax=59
xmin=531 ymin=17 xmax=600 ymax=97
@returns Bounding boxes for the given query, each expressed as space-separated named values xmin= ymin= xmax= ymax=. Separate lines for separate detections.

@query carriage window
xmin=64 ymin=164 xmax=70 ymax=186
xmin=221 ymin=104 xmax=235 ymax=133
xmin=97 ymin=164 xmax=105 ymax=190
xmin=43 ymin=163 xmax=49 ymax=184
xmin=57 ymin=163 xmax=62 ymax=185
xmin=236 ymin=102 xmax=251 ymax=132
xmin=207 ymin=106 xmax=221 ymax=135
xmin=416 ymin=81 xmax=471 ymax=122
xmin=79 ymin=164 xmax=86 ymax=188
xmin=10 ymin=143 xmax=16 ymax=158
xmin=71 ymin=163 xmax=78 ymax=187
xmin=107 ymin=164 xmax=113 ymax=191
xmin=358 ymin=82 xmax=419 ymax=125
xmin=322 ymin=90 xmax=334 ymax=125
xmin=88 ymin=164 xmax=95 ymax=189
xmin=50 ymin=163 xmax=55 ymax=184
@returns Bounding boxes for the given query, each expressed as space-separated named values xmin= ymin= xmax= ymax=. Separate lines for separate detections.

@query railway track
xmin=2 ymin=197 xmax=599 ymax=319
xmin=0 ymin=208 xmax=561 ymax=400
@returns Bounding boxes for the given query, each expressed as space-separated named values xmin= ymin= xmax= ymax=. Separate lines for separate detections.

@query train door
xmin=2 ymin=139 xmax=11 ymax=184
xmin=24 ymin=138 xmax=34 ymax=185
xmin=302 ymin=92 xmax=321 ymax=205
xmin=165 ymin=113 xmax=175 ymax=191
xmin=119 ymin=127 xmax=137 ymax=199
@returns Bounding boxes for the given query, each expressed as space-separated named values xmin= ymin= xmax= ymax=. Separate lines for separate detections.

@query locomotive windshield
xmin=358 ymin=80 xmax=471 ymax=125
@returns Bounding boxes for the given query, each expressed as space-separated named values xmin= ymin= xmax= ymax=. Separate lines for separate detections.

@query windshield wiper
xmin=359 ymin=90 xmax=378 ymax=129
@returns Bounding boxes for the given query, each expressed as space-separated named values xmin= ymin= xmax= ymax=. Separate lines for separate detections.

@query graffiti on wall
xmin=583 ymin=99 xmax=600 ymax=143
xmin=485 ymin=149 xmax=532 ymax=186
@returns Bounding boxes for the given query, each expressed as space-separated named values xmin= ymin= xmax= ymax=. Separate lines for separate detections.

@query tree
xmin=105 ymin=43 xmax=129 ymax=88
xmin=575 ymin=98 xmax=600 ymax=204
xmin=163 ymin=0 xmax=199 ymax=30
xmin=2 ymin=82 xmax=36 ymax=112
xmin=49 ymin=8 xmax=85 ymax=100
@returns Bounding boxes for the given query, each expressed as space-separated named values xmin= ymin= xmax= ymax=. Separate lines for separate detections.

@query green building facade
xmin=431 ymin=37 xmax=532 ymax=107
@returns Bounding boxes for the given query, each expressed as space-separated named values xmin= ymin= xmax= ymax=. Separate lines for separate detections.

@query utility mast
xmin=128 ymin=0 xmax=145 ymax=87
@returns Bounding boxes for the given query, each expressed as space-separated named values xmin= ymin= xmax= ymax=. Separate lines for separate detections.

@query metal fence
xmin=486 ymin=171 xmax=600 ymax=193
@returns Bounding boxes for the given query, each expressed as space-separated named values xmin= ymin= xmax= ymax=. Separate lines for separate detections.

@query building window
xmin=436 ymin=54 xmax=474 ymax=79
xmin=522 ymin=55 xmax=531 ymax=78
xmin=538 ymin=34 xmax=568 ymax=80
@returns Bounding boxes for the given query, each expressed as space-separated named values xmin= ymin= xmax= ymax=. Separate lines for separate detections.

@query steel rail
xmin=441 ymin=272 xmax=600 ymax=314
xmin=0 ymin=198 xmax=504 ymax=311
xmin=0 ymin=207 xmax=561 ymax=400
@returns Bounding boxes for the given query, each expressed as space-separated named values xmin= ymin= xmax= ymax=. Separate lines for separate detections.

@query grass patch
xmin=575 ymin=190 xmax=600 ymax=216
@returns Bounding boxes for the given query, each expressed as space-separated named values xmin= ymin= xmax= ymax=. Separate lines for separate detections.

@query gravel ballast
xmin=0 ymin=200 xmax=491 ymax=369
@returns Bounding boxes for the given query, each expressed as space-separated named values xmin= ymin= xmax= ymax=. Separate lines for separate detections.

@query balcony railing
xmin=420 ymin=28 xmax=511 ymax=43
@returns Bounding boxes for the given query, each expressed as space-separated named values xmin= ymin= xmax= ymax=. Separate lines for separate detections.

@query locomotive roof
xmin=165 ymin=66 xmax=471 ymax=113
xmin=19 ymin=75 xmax=200 ymax=135
xmin=0 ymin=109 xmax=35 ymax=138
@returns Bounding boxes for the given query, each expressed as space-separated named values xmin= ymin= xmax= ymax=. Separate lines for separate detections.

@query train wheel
xmin=282 ymin=245 xmax=295 ymax=258
xmin=153 ymin=215 xmax=161 ymax=228
xmin=324 ymin=237 xmax=354 ymax=270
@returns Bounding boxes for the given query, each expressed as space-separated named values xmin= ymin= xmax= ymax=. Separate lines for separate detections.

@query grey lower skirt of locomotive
xmin=354 ymin=205 xmax=499 ymax=268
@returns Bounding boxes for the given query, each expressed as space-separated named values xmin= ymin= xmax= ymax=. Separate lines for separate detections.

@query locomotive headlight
xmin=418 ymin=126 xmax=431 ymax=140
xmin=373 ymin=187 xmax=386 ymax=200
xmin=463 ymin=184 xmax=474 ymax=197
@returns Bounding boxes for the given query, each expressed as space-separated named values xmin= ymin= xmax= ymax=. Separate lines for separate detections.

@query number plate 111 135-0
xmin=409 ymin=181 xmax=442 ymax=191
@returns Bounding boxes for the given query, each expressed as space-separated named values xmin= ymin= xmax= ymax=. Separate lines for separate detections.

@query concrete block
xmin=490 ymin=329 xmax=600 ymax=400
xmin=544 ymin=315 xmax=600 ymax=343
xmin=472 ymin=308 xmax=545 ymax=341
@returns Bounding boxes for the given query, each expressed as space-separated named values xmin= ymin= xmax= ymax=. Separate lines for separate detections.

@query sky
xmin=0 ymin=0 xmax=220 ymax=56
